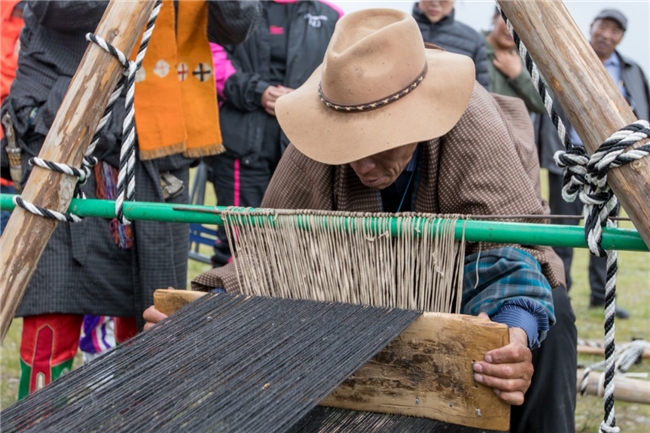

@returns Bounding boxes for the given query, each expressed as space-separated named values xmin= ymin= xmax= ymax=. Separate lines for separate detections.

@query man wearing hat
xmin=540 ymin=8 xmax=649 ymax=319
xmin=148 ymin=9 xmax=576 ymax=432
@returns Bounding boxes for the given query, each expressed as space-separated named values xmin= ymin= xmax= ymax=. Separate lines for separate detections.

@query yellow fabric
xmin=133 ymin=0 xmax=223 ymax=160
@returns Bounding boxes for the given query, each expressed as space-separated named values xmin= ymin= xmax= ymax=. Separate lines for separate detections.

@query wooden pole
xmin=577 ymin=369 xmax=650 ymax=404
xmin=0 ymin=0 xmax=156 ymax=343
xmin=578 ymin=344 xmax=650 ymax=359
xmin=497 ymin=0 xmax=650 ymax=250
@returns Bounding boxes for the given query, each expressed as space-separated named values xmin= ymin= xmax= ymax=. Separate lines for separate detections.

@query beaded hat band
xmin=318 ymin=63 xmax=428 ymax=113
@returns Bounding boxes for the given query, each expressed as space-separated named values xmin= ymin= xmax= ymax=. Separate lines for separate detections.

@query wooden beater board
xmin=154 ymin=289 xmax=511 ymax=431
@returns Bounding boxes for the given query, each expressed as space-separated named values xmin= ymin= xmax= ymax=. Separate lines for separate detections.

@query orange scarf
xmin=132 ymin=0 xmax=223 ymax=160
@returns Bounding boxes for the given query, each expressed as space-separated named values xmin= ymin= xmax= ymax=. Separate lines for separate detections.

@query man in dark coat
xmin=413 ymin=0 xmax=489 ymax=89
xmin=537 ymin=8 xmax=649 ymax=319
xmin=1 ymin=0 xmax=261 ymax=398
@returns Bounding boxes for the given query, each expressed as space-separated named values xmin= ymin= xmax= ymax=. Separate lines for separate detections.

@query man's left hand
xmin=472 ymin=312 xmax=533 ymax=406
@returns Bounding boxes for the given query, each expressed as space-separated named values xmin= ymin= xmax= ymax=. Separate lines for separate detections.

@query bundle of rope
xmin=222 ymin=208 xmax=466 ymax=313
xmin=1 ymin=293 xmax=421 ymax=433
xmin=497 ymin=4 xmax=650 ymax=431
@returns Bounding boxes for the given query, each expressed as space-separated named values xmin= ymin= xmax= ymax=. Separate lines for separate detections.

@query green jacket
xmin=484 ymin=36 xmax=546 ymax=114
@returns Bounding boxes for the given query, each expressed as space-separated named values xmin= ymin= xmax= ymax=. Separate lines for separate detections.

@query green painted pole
xmin=0 ymin=194 xmax=646 ymax=251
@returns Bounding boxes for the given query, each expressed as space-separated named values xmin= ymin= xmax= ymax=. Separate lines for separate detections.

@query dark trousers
xmin=209 ymin=148 xmax=282 ymax=268
xmin=548 ymin=172 xmax=607 ymax=304
xmin=510 ymin=286 xmax=577 ymax=433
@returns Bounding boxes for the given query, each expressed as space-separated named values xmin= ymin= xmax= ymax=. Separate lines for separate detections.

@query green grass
xmin=1 ymin=170 xmax=648 ymax=431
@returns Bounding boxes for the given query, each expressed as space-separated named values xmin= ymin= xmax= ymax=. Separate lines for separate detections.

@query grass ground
xmin=1 ymin=171 xmax=648 ymax=431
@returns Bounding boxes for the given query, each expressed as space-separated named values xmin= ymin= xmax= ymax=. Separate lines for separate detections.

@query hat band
xmin=318 ymin=63 xmax=428 ymax=113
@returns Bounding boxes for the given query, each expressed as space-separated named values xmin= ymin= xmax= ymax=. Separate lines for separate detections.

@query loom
xmin=2 ymin=0 xmax=650 ymax=431
xmin=2 ymin=292 xmax=510 ymax=433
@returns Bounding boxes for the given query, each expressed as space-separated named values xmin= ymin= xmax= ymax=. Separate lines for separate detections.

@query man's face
xmin=491 ymin=14 xmax=515 ymax=50
xmin=589 ymin=19 xmax=624 ymax=60
xmin=418 ymin=0 xmax=455 ymax=24
xmin=349 ymin=143 xmax=419 ymax=190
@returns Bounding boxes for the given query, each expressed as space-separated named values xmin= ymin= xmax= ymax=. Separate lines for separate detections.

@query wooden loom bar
xmin=497 ymin=0 xmax=650 ymax=249
xmin=154 ymin=289 xmax=511 ymax=431
xmin=0 ymin=0 xmax=157 ymax=343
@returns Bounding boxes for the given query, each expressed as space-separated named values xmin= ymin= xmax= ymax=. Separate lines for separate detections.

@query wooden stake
xmin=577 ymin=369 xmax=650 ymax=404
xmin=0 ymin=0 xmax=156 ymax=343
xmin=497 ymin=0 xmax=650 ymax=249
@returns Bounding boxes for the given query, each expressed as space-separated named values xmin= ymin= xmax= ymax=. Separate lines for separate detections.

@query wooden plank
xmin=0 ymin=0 xmax=157 ymax=343
xmin=577 ymin=369 xmax=650 ymax=404
xmin=154 ymin=289 xmax=207 ymax=316
xmin=153 ymin=290 xmax=511 ymax=431
xmin=320 ymin=312 xmax=510 ymax=431
xmin=497 ymin=1 xmax=650 ymax=250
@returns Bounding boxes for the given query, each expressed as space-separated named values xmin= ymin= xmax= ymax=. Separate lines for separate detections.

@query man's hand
xmin=261 ymin=85 xmax=293 ymax=116
xmin=472 ymin=312 xmax=533 ymax=405
xmin=143 ymin=305 xmax=168 ymax=331
xmin=492 ymin=50 xmax=522 ymax=80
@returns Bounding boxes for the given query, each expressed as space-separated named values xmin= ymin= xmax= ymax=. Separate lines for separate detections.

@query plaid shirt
xmin=461 ymin=247 xmax=555 ymax=349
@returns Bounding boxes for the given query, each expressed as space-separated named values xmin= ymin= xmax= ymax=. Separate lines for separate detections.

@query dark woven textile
xmin=2 ymin=294 xmax=420 ymax=433
xmin=290 ymin=407 xmax=501 ymax=433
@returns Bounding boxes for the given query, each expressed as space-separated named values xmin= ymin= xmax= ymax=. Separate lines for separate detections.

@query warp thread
xmin=222 ymin=208 xmax=465 ymax=313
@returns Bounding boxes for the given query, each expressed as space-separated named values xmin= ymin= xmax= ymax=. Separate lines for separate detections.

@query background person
xmin=1 ymin=0 xmax=261 ymax=398
xmin=208 ymin=0 xmax=342 ymax=268
xmin=413 ymin=0 xmax=488 ymax=89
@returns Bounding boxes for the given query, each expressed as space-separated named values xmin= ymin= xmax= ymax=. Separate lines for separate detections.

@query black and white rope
xmin=15 ymin=0 xmax=162 ymax=225
xmin=87 ymin=0 xmax=162 ymax=224
xmin=496 ymin=4 xmax=650 ymax=433
xmin=12 ymin=196 xmax=82 ymax=223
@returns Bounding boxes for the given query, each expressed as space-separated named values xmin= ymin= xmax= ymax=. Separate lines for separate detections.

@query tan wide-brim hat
xmin=276 ymin=8 xmax=475 ymax=165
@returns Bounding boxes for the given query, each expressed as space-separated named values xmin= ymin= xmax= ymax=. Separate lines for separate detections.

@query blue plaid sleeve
xmin=461 ymin=247 xmax=555 ymax=346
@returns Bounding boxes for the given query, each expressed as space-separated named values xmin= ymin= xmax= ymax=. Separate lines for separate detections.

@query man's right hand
xmin=143 ymin=305 xmax=168 ymax=331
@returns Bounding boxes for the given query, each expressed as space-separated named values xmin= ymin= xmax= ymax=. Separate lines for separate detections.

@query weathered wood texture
xmin=498 ymin=0 xmax=650 ymax=249
xmin=320 ymin=313 xmax=510 ymax=431
xmin=577 ymin=369 xmax=650 ymax=404
xmin=154 ymin=289 xmax=208 ymax=316
xmin=0 ymin=0 xmax=156 ymax=343
xmin=154 ymin=290 xmax=511 ymax=431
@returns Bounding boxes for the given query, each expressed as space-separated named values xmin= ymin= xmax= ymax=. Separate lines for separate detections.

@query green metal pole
xmin=0 ymin=194 xmax=646 ymax=251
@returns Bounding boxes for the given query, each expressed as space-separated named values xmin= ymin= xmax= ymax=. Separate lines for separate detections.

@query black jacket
xmin=620 ymin=51 xmax=650 ymax=122
xmin=1 ymin=0 xmax=261 ymax=176
xmin=217 ymin=0 xmax=339 ymax=161
xmin=412 ymin=4 xmax=488 ymax=89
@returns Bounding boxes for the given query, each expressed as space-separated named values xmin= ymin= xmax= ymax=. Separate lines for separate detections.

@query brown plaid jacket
xmin=193 ymin=84 xmax=565 ymax=292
